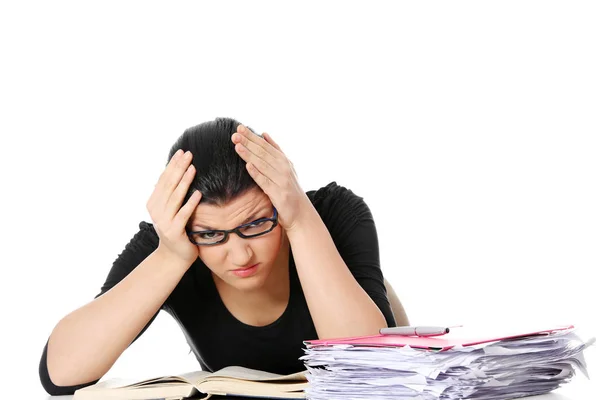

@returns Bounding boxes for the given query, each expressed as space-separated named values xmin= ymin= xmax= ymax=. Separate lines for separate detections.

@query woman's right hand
xmin=146 ymin=149 xmax=202 ymax=266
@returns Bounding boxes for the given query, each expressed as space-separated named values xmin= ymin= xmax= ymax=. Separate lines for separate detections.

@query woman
xmin=39 ymin=117 xmax=409 ymax=396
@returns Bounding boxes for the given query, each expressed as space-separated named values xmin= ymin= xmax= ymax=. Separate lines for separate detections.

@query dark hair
xmin=167 ymin=117 xmax=261 ymax=207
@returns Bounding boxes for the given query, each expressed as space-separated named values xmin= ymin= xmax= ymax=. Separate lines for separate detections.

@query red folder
xmin=304 ymin=324 xmax=575 ymax=351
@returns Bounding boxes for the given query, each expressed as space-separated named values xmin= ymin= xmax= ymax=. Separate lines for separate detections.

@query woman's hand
xmin=146 ymin=149 xmax=202 ymax=265
xmin=231 ymin=125 xmax=312 ymax=232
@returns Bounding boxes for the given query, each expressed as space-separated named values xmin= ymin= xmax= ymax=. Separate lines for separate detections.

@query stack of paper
xmin=301 ymin=325 xmax=595 ymax=400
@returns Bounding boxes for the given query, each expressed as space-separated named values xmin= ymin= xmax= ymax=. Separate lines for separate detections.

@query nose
xmin=225 ymin=232 xmax=253 ymax=267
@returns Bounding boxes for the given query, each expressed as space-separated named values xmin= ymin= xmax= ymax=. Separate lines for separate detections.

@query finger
xmin=234 ymin=137 xmax=277 ymax=169
xmin=153 ymin=150 xmax=183 ymax=190
xmin=289 ymin=160 xmax=298 ymax=178
xmin=157 ymin=150 xmax=194 ymax=206
xmin=174 ymin=189 xmax=202 ymax=232
xmin=246 ymin=162 xmax=274 ymax=193
xmin=237 ymin=124 xmax=261 ymax=137
xmin=262 ymin=132 xmax=283 ymax=153
xmin=148 ymin=149 xmax=184 ymax=209
xmin=166 ymin=163 xmax=196 ymax=220
xmin=156 ymin=149 xmax=184 ymax=186
xmin=233 ymin=126 xmax=286 ymax=183
xmin=235 ymin=141 xmax=286 ymax=187
xmin=233 ymin=125 xmax=281 ymax=162
xmin=262 ymin=133 xmax=294 ymax=177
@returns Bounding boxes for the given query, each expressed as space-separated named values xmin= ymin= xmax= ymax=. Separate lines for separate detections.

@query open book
xmin=73 ymin=366 xmax=308 ymax=400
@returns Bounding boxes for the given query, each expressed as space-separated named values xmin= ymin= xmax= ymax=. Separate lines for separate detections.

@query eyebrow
xmin=191 ymin=208 xmax=269 ymax=231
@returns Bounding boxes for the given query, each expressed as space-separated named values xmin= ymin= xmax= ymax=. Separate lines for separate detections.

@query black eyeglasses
xmin=186 ymin=207 xmax=279 ymax=246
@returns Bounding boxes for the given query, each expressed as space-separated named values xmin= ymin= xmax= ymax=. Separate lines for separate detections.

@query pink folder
xmin=304 ymin=324 xmax=575 ymax=351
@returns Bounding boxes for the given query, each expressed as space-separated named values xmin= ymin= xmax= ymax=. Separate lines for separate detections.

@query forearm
xmin=286 ymin=204 xmax=387 ymax=339
xmin=47 ymin=248 xmax=190 ymax=386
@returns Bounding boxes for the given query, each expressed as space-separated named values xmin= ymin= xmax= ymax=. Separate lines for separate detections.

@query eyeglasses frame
xmin=186 ymin=207 xmax=279 ymax=246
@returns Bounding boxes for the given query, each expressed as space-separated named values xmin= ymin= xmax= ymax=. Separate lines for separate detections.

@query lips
xmin=231 ymin=263 xmax=260 ymax=278
xmin=233 ymin=263 xmax=258 ymax=271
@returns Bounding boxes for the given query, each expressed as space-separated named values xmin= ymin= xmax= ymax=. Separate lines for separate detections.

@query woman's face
xmin=187 ymin=188 xmax=286 ymax=292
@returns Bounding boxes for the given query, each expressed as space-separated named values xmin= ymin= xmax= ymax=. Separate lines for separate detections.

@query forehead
xmin=189 ymin=189 xmax=272 ymax=229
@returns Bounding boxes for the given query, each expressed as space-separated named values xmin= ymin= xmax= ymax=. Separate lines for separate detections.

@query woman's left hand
xmin=232 ymin=124 xmax=312 ymax=232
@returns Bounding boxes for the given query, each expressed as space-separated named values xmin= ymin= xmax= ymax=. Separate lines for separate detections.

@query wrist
xmin=285 ymin=199 xmax=319 ymax=238
xmin=153 ymin=246 xmax=195 ymax=273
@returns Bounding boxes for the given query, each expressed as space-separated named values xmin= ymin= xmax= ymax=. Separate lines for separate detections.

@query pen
xmin=379 ymin=326 xmax=450 ymax=336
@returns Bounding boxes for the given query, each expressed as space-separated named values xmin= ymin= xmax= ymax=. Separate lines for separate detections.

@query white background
xmin=0 ymin=1 xmax=598 ymax=398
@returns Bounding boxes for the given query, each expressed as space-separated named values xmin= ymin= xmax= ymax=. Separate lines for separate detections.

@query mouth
xmin=233 ymin=263 xmax=258 ymax=271
xmin=231 ymin=263 xmax=260 ymax=278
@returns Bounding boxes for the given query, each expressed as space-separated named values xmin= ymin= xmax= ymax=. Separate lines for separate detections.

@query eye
xmin=199 ymin=231 xmax=219 ymax=239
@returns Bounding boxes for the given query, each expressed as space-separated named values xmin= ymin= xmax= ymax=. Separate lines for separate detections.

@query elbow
xmin=39 ymin=353 xmax=72 ymax=396
xmin=40 ymin=375 xmax=75 ymax=396
xmin=39 ymin=340 xmax=100 ymax=395
xmin=40 ymin=363 xmax=100 ymax=396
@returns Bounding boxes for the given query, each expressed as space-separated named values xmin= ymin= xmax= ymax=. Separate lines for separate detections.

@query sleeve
xmin=39 ymin=339 xmax=100 ymax=396
xmin=39 ymin=221 xmax=165 ymax=395
xmin=307 ymin=182 xmax=396 ymax=328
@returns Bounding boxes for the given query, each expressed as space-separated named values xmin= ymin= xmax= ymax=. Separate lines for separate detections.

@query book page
xmin=200 ymin=380 xmax=306 ymax=399
xmin=176 ymin=370 xmax=213 ymax=384
xmin=78 ymin=371 xmax=211 ymax=390
xmin=204 ymin=366 xmax=307 ymax=383
xmin=73 ymin=381 xmax=201 ymax=400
